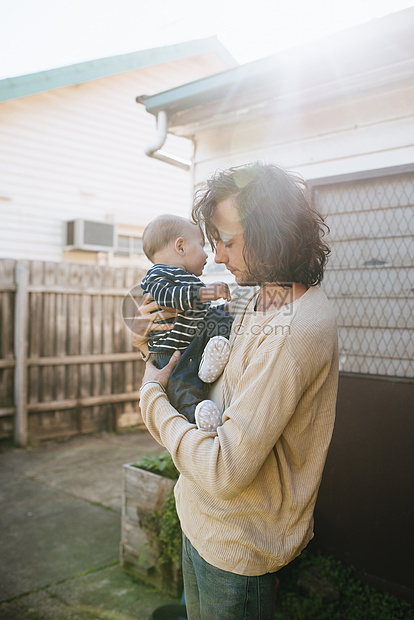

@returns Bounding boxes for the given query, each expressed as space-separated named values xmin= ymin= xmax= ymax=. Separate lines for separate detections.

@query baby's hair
xmin=142 ymin=214 xmax=200 ymax=262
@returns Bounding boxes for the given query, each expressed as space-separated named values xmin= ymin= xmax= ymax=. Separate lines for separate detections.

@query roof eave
xmin=166 ymin=56 xmax=414 ymax=137
xmin=0 ymin=36 xmax=237 ymax=103
xmin=138 ymin=8 xmax=414 ymax=137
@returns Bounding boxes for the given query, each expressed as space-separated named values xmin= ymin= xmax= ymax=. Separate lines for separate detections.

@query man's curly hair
xmin=192 ymin=162 xmax=330 ymax=288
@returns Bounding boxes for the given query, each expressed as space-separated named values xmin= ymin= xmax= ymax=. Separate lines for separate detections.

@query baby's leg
xmin=195 ymin=400 xmax=222 ymax=432
xmin=198 ymin=336 xmax=231 ymax=383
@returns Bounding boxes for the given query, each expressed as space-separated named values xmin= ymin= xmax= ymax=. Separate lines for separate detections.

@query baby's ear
xmin=174 ymin=237 xmax=186 ymax=255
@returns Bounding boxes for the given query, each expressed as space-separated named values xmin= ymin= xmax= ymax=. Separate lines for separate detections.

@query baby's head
xmin=142 ymin=214 xmax=208 ymax=276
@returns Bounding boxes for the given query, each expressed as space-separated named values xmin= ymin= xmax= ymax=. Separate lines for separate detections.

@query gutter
xmin=139 ymin=108 xmax=191 ymax=171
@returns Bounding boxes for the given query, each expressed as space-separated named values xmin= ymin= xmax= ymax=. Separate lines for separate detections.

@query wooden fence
xmin=0 ymin=259 xmax=146 ymax=445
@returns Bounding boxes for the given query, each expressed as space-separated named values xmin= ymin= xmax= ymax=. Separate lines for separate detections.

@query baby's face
xmin=183 ymin=226 xmax=208 ymax=276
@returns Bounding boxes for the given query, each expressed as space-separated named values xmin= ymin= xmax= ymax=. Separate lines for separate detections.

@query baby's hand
xmin=199 ymin=281 xmax=231 ymax=302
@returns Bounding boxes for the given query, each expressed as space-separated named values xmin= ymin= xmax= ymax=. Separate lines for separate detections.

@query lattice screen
xmin=313 ymin=171 xmax=414 ymax=378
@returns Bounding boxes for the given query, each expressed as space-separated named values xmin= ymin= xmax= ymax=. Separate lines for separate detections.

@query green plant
xmin=275 ymin=549 xmax=414 ymax=619
xmin=132 ymin=451 xmax=179 ymax=481
xmin=132 ymin=451 xmax=181 ymax=566
xmin=158 ymin=488 xmax=182 ymax=565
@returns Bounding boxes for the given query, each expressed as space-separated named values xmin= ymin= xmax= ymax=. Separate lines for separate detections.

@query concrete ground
xmin=0 ymin=429 xmax=181 ymax=619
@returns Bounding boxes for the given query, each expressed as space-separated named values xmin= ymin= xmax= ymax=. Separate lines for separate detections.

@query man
xmin=136 ymin=162 xmax=338 ymax=619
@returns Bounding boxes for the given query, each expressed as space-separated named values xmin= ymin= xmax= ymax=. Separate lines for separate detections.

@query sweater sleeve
xmin=142 ymin=270 xmax=205 ymax=311
xmin=139 ymin=342 xmax=305 ymax=501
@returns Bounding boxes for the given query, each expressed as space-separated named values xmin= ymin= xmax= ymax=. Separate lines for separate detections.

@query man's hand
xmin=142 ymin=351 xmax=181 ymax=390
xmin=199 ymin=281 xmax=231 ymax=303
xmin=131 ymin=294 xmax=180 ymax=353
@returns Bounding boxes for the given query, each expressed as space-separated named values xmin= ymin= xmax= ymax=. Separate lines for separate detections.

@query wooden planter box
xmin=120 ymin=463 xmax=182 ymax=597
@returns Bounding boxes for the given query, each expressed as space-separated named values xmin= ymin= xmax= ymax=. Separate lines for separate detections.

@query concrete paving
xmin=0 ymin=430 xmax=181 ymax=619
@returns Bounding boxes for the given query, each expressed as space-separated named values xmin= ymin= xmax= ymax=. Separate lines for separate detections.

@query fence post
xmin=14 ymin=263 xmax=29 ymax=447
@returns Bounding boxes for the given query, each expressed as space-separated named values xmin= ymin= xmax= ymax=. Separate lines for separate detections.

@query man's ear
xmin=174 ymin=237 xmax=186 ymax=255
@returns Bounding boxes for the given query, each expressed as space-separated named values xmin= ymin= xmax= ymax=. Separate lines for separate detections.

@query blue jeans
xmin=154 ymin=307 xmax=233 ymax=424
xmin=182 ymin=534 xmax=277 ymax=620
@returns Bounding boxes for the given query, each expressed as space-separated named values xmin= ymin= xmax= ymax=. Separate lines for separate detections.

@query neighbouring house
xmin=137 ymin=9 xmax=414 ymax=602
xmin=0 ymin=37 xmax=236 ymax=268
xmin=0 ymin=39 xmax=235 ymax=445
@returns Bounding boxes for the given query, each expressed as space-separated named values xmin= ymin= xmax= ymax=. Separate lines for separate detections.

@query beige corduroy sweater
xmin=139 ymin=285 xmax=338 ymax=576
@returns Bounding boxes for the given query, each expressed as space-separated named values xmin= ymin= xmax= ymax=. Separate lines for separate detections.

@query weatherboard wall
xmin=192 ymin=76 xmax=414 ymax=186
xmin=0 ymin=52 xmax=228 ymax=263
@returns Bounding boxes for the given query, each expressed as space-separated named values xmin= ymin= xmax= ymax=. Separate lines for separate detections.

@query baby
xmin=140 ymin=214 xmax=234 ymax=431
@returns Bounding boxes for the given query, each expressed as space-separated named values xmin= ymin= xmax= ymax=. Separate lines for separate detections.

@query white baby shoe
xmin=194 ymin=400 xmax=223 ymax=432
xmin=198 ymin=336 xmax=231 ymax=383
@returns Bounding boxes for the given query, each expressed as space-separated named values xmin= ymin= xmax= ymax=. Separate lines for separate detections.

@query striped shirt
xmin=141 ymin=264 xmax=210 ymax=354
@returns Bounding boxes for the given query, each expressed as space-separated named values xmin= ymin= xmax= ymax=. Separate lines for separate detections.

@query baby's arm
xmin=143 ymin=274 xmax=204 ymax=311
xmin=199 ymin=281 xmax=231 ymax=303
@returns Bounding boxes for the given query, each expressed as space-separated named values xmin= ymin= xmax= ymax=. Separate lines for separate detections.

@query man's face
xmin=212 ymin=198 xmax=253 ymax=286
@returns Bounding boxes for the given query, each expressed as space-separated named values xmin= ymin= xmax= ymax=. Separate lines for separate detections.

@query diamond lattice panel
xmin=314 ymin=172 xmax=414 ymax=378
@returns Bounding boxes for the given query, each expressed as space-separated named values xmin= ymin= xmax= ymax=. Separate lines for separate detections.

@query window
xmin=114 ymin=235 xmax=143 ymax=258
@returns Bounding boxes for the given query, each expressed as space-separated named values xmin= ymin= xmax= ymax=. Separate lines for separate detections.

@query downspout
xmin=143 ymin=110 xmax=191 ymax=171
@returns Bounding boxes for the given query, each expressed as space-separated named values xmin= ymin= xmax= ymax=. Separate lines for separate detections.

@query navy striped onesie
xmin=141 ymin=264 xmax=210 ymax=355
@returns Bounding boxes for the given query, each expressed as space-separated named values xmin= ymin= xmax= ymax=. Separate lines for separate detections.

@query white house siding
xmin=192 ymin=78 xmax=414 ymax=186
xmin=0 ymin=53 xmax=228 ymax=263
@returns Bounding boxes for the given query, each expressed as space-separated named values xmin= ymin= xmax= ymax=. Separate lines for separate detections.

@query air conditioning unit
xmin=65 ymin=219 xmax=116 ymax=252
